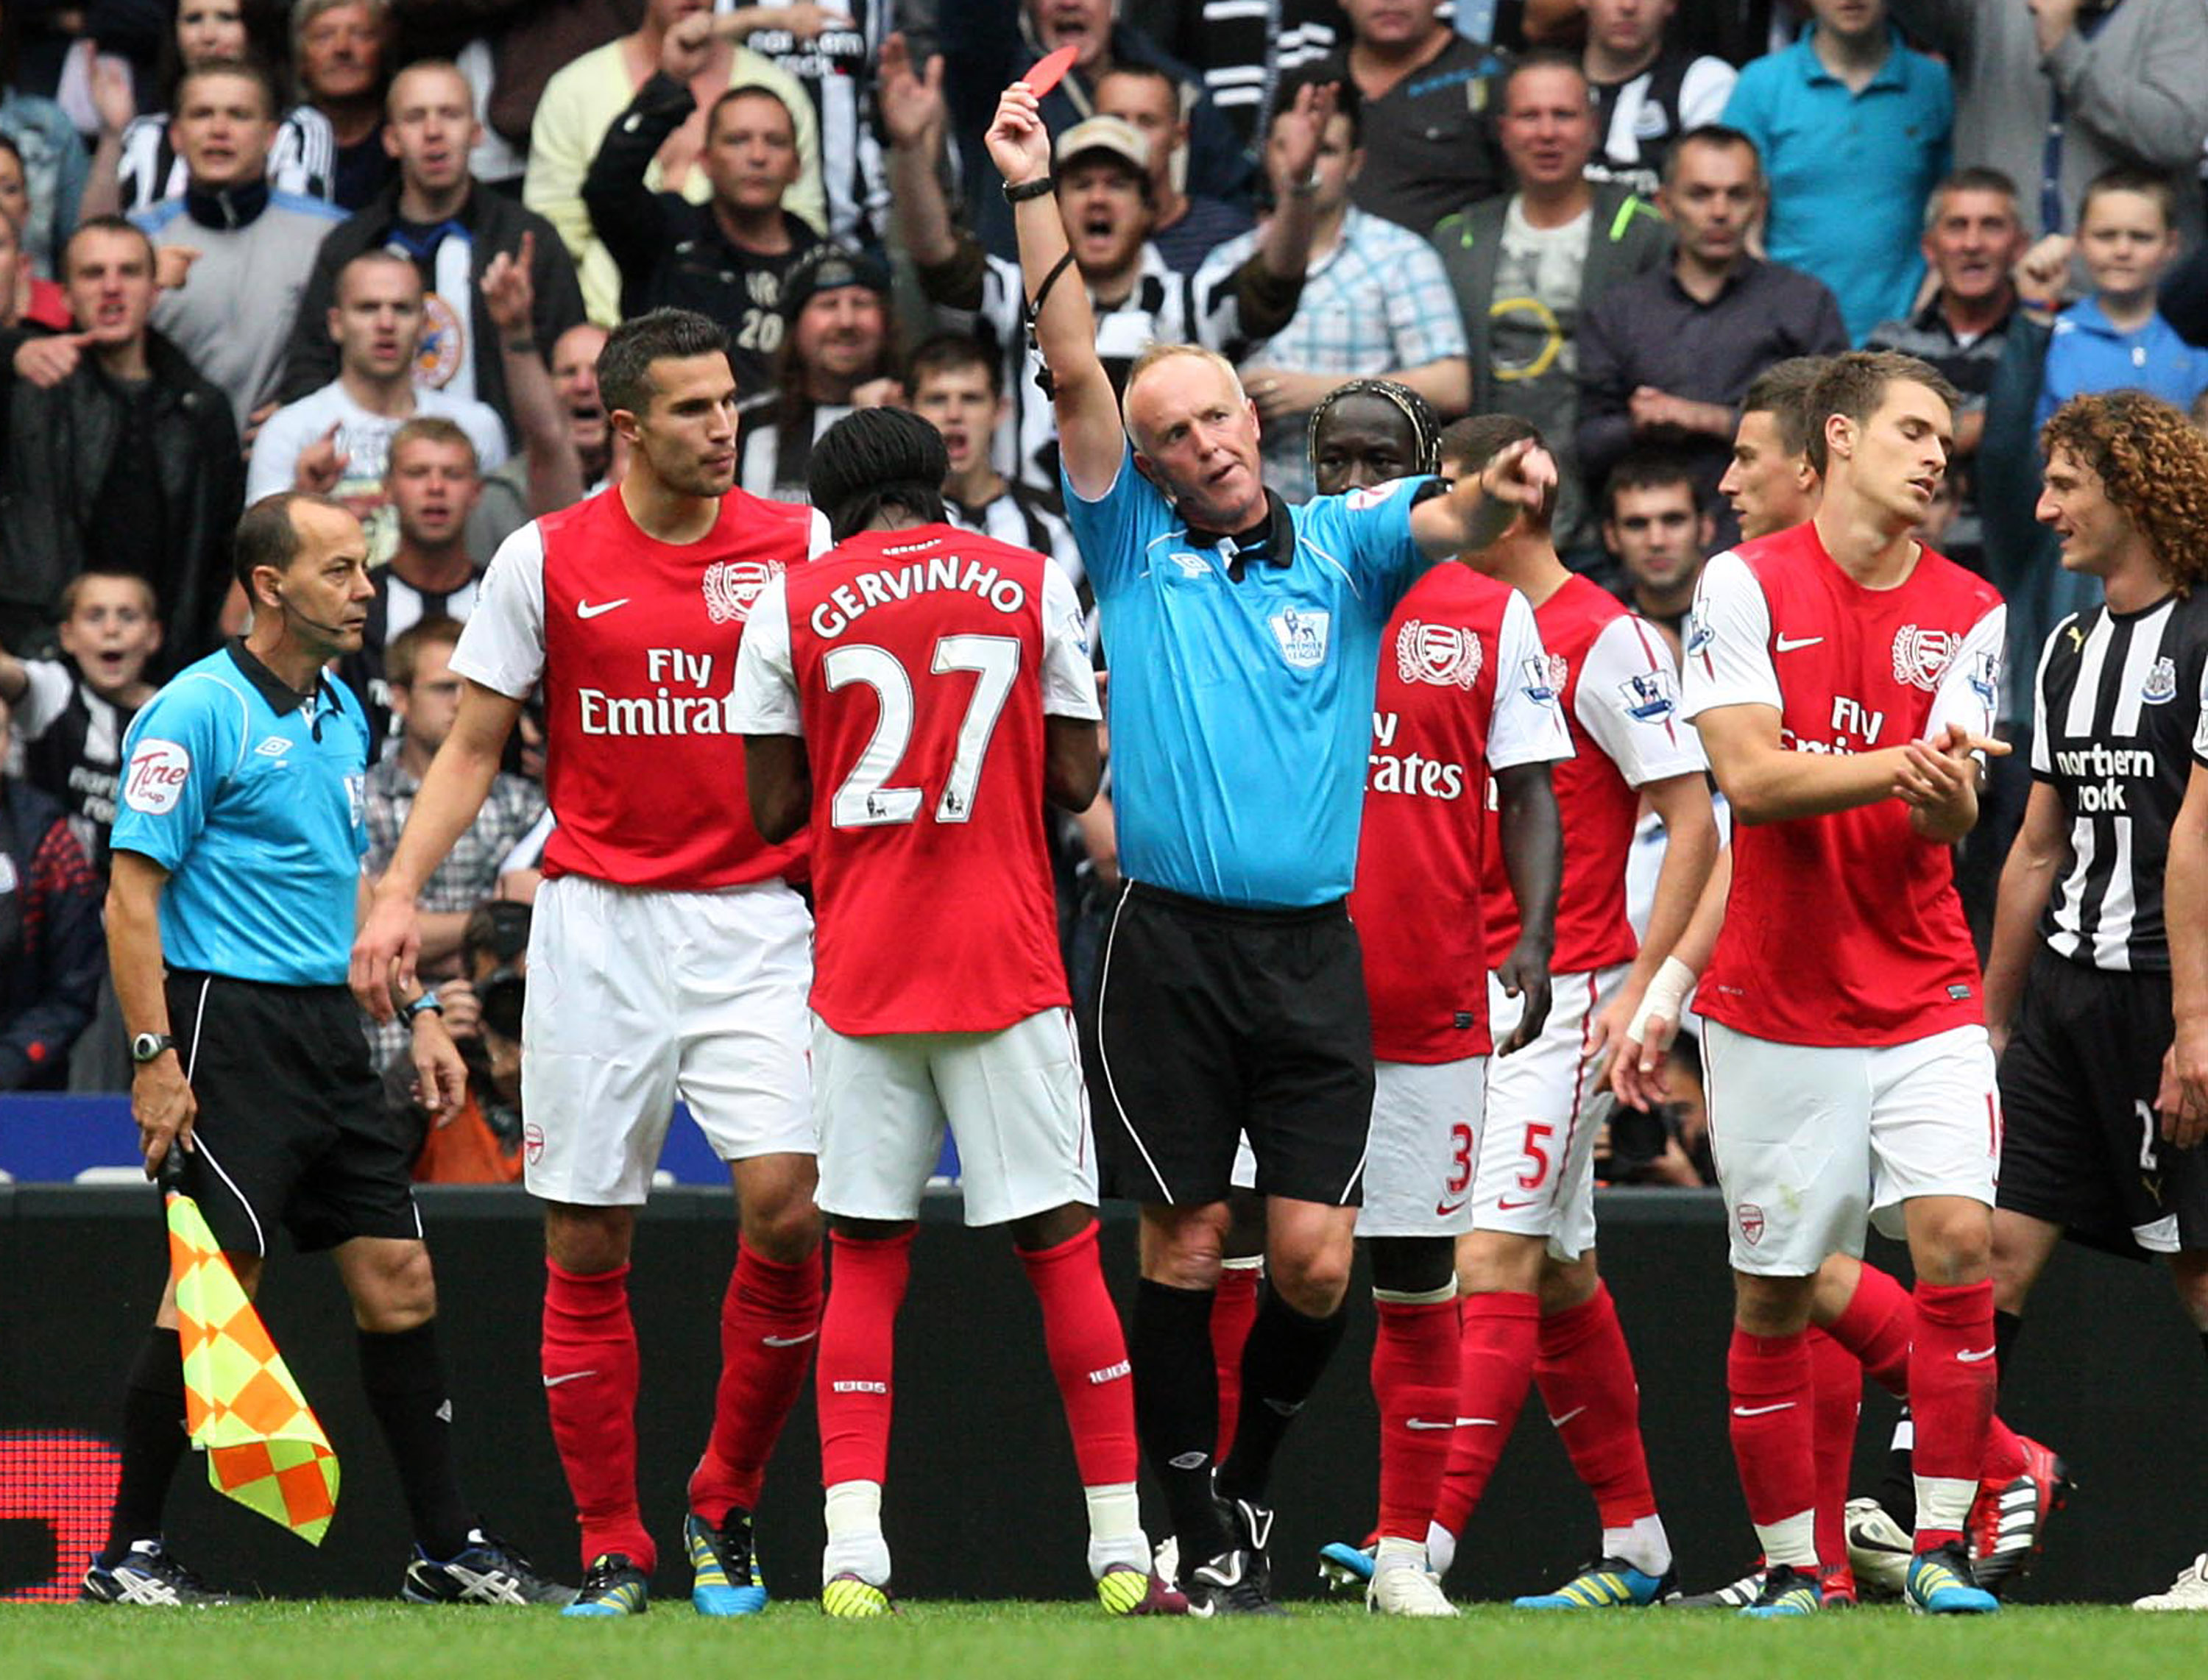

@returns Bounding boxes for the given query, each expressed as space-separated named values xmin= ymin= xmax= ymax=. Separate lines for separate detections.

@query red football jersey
xmin=1682 ymin=523 xmax=2006 ymax=1046
xmin=727 ymin=524 xmax=1101 ymax=1035
xmin=1481 ymin=576 xmax=1705 ymax=974
xmin=450 ymin=483 xmax=826 ymax=890
xmin=1351 ymin=566 xmax=1571 ymax=1063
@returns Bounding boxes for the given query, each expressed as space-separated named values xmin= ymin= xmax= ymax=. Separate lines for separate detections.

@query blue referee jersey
xmin=111 ymin=641 xmax=369 ymax=986
xmin=1065 ymin=446 xmax=1434 ymax=908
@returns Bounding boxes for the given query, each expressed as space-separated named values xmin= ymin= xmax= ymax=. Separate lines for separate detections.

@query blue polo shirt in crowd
xmin=2034 ymin=297 xmax=2208 ymax=430
xmin=1723 ymin=24 xmax=1951 ymax=345
xmin=111 ymin=640 xmax=369 ymax=986
xmin=1065 ymin=444 xmax=1437 ymax=908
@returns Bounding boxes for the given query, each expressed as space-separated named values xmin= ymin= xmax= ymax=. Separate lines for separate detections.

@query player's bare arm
xmin=1588 ymin=771 xmax=1719 ymax=1081
xmin=742 ymin=734 xmax=812 ymax=844
xmin=2162 ymin=761 xmax=2208 ymax=1146
xmin=1492 ymin=759 xmax=1562 ymax=1056
xmin=1409 ymin=438 xmax=1558 ymax=561
xmin=986 ymin=84 xmax=1122 ymax=500
xmin=350 ymin=679 xmax=526 ymax=1018
xmin=1981 ymin=780 xmax=2070 ymax=1058
xmin=1044 ymin=716 xmax=1101 ymax=812
xmin=1694 ymin=701 xmax=2003 ymax=826
xmin=1611 ymin=844 xmax=1731 ymax=1109
xmin=107 ymin=848 xmax=195 ymax=1173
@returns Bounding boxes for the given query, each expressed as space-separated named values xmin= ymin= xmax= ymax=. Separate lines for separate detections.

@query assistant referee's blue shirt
xmin=111 ymin=641 xmax=369 ymax=986
xmin=1066 ymin=444 xmax=1434 ymax=908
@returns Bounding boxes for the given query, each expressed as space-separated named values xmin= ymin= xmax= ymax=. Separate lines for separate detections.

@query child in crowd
xmin=2037 ymin=167 xmax=2208 ymax=430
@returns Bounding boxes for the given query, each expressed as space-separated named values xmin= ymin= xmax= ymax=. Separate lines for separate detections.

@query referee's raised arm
xmin=984 ymin=84 xmax=1123 ymax=501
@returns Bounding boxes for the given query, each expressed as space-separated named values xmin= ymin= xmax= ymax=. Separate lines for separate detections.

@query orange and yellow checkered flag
xmin=166 ymin=1185 xmax=340 ymax=1546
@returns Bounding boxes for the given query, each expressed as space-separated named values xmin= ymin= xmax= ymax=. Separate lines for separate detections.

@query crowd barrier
xmin=3 ymin=1185 xmax=2201 ymax=1604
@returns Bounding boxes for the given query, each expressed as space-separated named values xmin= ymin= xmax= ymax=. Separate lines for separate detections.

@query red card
xmin=1022 ymin=44 xmax=1078 ymax=99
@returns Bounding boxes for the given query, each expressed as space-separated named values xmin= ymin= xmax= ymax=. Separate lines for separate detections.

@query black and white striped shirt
xmin=942 ymin=242 xmax=1263 ymax=495
xmin=718 ymin=0 xmax=889 ymax=247
xmin=2031 ymin=588 xmax=2208 ymax=971
xmin=947 ymin=482 xmax=1085 ymax=589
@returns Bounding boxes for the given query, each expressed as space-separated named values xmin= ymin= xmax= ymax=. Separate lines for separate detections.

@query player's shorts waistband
xmin=1125 ymin=879 xmax=1348 ymax=928
xmin=164 ymin=967 xmax=351 ymax=1003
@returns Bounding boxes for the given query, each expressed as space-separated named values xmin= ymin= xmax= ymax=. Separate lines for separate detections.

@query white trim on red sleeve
xmin=448 ymin=521 xmax=547 ymax=701
xmin=725 ymin=574 xmax=802 ymax=737
xmin=1038 ymin=561 xmax=1103 ymax=722
xmin=1489 ymin=588 xmax=1575 ymax=772
xmin=1680 ymin=549 xmax=1779 ymax=720
xmin=1574 ymin=612 xmax=1708 ymax=788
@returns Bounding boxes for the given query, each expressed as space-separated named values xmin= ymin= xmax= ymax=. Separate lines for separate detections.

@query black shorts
xmin=1082 ymin=882 xmax=1373 ymax=1207
xmin=1996 ymin=946 xmax=2208 ymax=1259
xmin=167 ymin=970 xmax=422 ymax=1256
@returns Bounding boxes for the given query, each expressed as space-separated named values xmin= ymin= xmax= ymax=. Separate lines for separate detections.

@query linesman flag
xmin=165 ymin=1179 xmax=340 ymax=1545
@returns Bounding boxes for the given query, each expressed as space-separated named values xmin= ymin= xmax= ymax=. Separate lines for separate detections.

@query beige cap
xmin=1054 ymin=114 xmax=1150 ymax=176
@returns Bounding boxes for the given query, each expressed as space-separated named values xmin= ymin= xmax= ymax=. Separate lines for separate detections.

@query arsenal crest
xmin=702 ymin=558 xmax=784 ymax=624
xmin=1891 ymin=623 xmax=1958 ymax=692
xmin=1736 ymin=1202 xmax=1766 ymax=1246
xmin=1396 ymin=619 xmax=1483 ymax=689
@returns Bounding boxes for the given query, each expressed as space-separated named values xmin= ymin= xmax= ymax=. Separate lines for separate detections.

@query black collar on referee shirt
xmin=1181 ymin=488 xmax=1295 ymax=581
xmin=225 ymin=639 xmax=343 ymax=740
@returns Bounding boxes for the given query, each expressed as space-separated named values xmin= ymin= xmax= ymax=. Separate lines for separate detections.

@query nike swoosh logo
xmin=1405 ymin=1417 xmax=1459 ymax=1431
xmin=542 ymin=1370 xmax=598 ymax=1388
xmin=1459 ymin=1417 xmax=1499 ymax=1427
xmin=1546 ymin=1406 xmax=1587 ymax=1428
xmin=1774 ymin=634 xmax=1824 ymax=652
xmin=762 ymin=1330 xmax=819 ymax=1348
xmin=1434 ymin=1197 xmax=1468 ymax=1218
xmin=1496 ymin=1197 xmax=1541 ymax=1211
xmin=576 ymin=598 xmax=631 ymax=619
xmin=1956 ymin=1346 xmax=1998 ymax=1362
xmin=1731 ymin=1401 xmax=1795 ymax=1417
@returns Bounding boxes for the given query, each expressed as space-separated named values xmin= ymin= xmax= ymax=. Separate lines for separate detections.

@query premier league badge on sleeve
xmin=1684 ymin=604 xmax=1713 ymax=659
xmin=1618 ymin=668 xmax=1678 ymax=721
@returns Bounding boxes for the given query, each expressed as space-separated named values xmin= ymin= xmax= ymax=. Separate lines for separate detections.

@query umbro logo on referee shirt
xmin=255 ymin=736 xmax=293 ymax=758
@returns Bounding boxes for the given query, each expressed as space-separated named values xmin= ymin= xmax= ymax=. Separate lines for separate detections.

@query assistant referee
xmin=82 ymin=492 xmax=567 ymax=1609
xmin=981 ymin=79 xmax=1559 ymax=1613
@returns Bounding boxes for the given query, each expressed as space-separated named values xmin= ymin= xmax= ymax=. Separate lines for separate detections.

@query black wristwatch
xmin=400 ymin=989 xmax=445 ymax=1023
xmin=1003 ymin=174 xmax=1055 ymax=204
xmin=131 ymin=1032 xmax=176 ymax=1065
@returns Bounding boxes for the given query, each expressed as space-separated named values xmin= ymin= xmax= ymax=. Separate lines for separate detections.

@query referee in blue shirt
xmin=82 ymin=492 xmax=568 ymax=1609
xmin=984 ymin=79 xmax=1559 ymax=1612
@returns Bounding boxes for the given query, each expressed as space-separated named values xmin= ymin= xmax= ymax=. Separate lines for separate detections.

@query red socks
xmin=1822 ymin=1261 xmax=1912 ymax=1397
xmin=816 ymin=1230 xmax=913 ymax=1489
xmin=1534 ymin=1283 xmax=1657 ymax=1529
xmin=1727 ymin=1327 xmax=1815 ymax=1566
xmin=1909 ymin=1278 xmax=1996 ymax=1551
xmin=1019 ymin=1222 xmax=1139 ymax=1486
xmin=1808 ymin=1328 xmax=1861 ymax=1576
xmin=1370 ymin=1297 xmax=1459 ymax=1542
xmin=1432 ymin=1291 xmax=1540 ymax=1538
xmin=688 ymin=1240 xmax=823 ymax=1520
xmin=542 ymin=1259 xmax=651 ymax=1572
xmin=1211 ymin=1261 xmax=1262 ymax=1459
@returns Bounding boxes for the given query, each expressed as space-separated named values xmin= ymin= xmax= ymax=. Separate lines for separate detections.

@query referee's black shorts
xmin=1081 ymin=881 xmax=1373 ymax=1208
xmin=166 ymin=970 xmax=423 ymax=1257
xmin=1997 ymin=944 xmax=2208 ymax=1259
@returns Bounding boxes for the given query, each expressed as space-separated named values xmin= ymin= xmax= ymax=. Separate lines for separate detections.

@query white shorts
xmin=1471 ymin=965 xmax=1627 ymax=1261
xmin=1355 ymin=1057 xmax=1487 ymax=1238
xmin=520 ymin=873 xmax=815 ymax=1205
xmin=812 ymin=1007 xmax=1097 ymax=1227
xmin=1703 ymin=1020 xmax=1999 ymax=1276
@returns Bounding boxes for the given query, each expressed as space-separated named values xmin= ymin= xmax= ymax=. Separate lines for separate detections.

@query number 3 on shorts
xmin=1446 ymin=1121 xmax=1474 ymax=1196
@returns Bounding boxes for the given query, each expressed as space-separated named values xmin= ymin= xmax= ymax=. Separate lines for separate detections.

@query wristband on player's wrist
xmin=1625 ymin=954 xmax=1698 ymax=1046
xmin=400 ymin=988 xmax=445 ymax=1024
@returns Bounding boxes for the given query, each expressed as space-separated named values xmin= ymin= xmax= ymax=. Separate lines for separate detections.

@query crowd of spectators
xmin=5 ymin=0 xmax=2208 ymax=1190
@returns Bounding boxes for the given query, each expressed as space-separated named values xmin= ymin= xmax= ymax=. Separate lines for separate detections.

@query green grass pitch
xmin=4 ymin=1600 xmax=2203 ymax=1680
